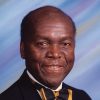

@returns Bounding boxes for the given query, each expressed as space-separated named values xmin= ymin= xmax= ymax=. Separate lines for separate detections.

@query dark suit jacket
xmin=0 ymin=70 xmax=91 ymax=100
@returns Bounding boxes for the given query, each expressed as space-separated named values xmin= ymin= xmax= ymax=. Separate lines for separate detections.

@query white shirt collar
xmin=27 ymin=70 xmax=62 ymax=91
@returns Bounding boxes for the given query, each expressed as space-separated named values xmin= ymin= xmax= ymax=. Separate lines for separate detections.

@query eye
xmin=36 ymin=41 xmax=49 ymax=48
xmin=62 ymin=42 xmax=71 ymax=46
xmin=63 ymin=42 xmax=70 ymax=46
xmin=61 ymin=41 xmax=72 ymax=48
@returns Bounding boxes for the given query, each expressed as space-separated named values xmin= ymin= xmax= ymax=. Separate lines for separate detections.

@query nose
xmin=46 ymin=44 xmax=62 ymax=59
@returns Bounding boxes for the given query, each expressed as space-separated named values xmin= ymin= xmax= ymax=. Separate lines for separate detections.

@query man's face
xmin=20 ymin=19 xmax=75 ymax=89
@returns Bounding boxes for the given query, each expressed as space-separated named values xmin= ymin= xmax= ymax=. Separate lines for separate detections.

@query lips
xmin=41 ymin=60 xmax=67 ymax=74
xmin=41 ymin=64 xmax=65 ymax=74
xmin=45 ymin=64 xmax=63 ymax=67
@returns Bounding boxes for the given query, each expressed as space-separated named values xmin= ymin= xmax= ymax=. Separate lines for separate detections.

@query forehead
xmin=27 ymin=21 xmax=74 ymax=44
xmin=33 ymin=18 xmax=75 ymax=38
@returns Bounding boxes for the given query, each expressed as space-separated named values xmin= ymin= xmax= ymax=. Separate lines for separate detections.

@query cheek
xmin=63 ymin=48 xmax=74 ymax=59
xmin=63 ymin=49 xmax=75 ymax=67
xmin=62 ymin=50 xmax=74 ymax=77
xmin=25 ymin=47 xmax=47 ymax=76
xmin=28 ymin=47 xmax=46 ymax=61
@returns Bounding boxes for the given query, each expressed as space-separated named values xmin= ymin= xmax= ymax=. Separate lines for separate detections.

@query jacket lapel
xmin=17 ymin=70 xmax=41 ymax=100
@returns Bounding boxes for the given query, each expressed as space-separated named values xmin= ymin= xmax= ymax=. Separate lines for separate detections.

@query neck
xmin=27 ymin=70 xmax=62 ymax=91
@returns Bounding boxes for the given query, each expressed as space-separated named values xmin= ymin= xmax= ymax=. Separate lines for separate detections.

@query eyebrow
xmin=33 ymin=35 xmax=74 ymax=43
xmin=59 ymin=36 xmax=74 ymax=41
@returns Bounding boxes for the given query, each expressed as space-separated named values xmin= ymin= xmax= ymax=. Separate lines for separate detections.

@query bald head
xmin=21 ymin=6 xmax=76 ymax=42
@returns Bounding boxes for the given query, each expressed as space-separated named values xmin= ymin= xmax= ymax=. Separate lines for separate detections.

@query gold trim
xmin=68 ymin=89 xmax=72 ymax=100
xmin=39 ymin=88 xmax=47 ymax=100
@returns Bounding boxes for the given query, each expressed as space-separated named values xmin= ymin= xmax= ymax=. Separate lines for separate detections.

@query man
xmin=0 ymin=6 xmax=91 ymax=100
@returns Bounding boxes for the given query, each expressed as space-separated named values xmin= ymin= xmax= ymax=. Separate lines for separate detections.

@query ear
xmin=20 ymin=42 xmax=25 ymax=59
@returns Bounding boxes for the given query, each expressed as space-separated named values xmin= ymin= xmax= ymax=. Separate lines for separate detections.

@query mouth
xmin=42 ymin=64 xmax=65 ymax=73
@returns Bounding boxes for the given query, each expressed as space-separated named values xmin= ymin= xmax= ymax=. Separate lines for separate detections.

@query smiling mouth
xmin=42 ymin=65 xmax=65 ymax=73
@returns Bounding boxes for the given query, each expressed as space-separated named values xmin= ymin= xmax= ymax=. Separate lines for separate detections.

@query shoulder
xmin=63 ymin=83 xmax=91 ymax=100
xmin=0 ymin=80 xmax=22 ymax=100
xmin=0 ymin=70 xmax=35 ymax=100
xmin=0 ymin=70 xmax=27 ymax=100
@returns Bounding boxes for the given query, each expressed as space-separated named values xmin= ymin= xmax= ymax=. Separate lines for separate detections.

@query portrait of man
xmin=0 ymin=5 xmax=91 ymax=100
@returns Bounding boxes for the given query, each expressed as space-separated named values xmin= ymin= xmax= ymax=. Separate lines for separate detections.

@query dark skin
xmin=20 ymin=7 xmax=75 ymax=89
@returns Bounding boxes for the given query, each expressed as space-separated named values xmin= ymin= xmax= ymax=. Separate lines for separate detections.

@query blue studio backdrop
xmin=0 ymin=0 xmax=100 ymax=100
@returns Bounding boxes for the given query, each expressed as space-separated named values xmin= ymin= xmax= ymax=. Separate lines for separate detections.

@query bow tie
xmin=33 ymin=83 xmax=69 ymax=100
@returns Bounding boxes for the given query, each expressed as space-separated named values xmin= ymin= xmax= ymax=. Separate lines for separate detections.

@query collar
xmin=27 ymin=70 xmax=62 ymax=91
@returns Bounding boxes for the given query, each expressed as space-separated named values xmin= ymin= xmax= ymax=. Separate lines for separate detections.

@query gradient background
xmin=0 ymin=0 xmax=100 ymax=99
